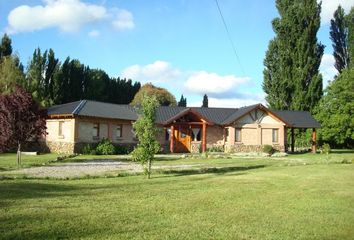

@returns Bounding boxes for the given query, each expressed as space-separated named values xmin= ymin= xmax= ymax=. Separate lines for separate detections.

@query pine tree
xmin=0 ymin=34 xmax=12 ymax=59
xmin=263 ymin=0 xmax=324 ymax=112
xmin=178 ymin=94 xmax=187 ymax=107
xmin=202 ymin=94 xmax=208 ymax=107
xmin=330 ymin=6 xmax=349 ymax=73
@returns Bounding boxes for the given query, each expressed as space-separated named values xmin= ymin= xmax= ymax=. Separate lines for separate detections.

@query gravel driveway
xmin=8 ymin=161 xmax=201 ymax=179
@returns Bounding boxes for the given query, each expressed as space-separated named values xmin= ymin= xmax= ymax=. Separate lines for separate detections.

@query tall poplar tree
xmin=202 ymin=94 xmax=208 ymax=107
xmin=330 ymin=6 xmax=349 ymax=73
xmin=347 ymin=7 xmax=354 ymax=68
xmin=263 ymin=0 xmax=324 ymax=111
xmin=0 ymin=34 xmax=12 ymax=58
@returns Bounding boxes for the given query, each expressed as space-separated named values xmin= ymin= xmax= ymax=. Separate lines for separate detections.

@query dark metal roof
xmin=47 ymin=100 xmax=320 ymax=128
xmin=48 ymin=100 xmax=138 ymax=121
xmin=273 ymin=110 xmax=321 ymax=128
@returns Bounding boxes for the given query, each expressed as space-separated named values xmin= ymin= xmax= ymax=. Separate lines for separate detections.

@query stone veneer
xmin=225 ymin=144 xmax=285 ymax=153
xmin=190 ymin=141 xmax=201 ymax=153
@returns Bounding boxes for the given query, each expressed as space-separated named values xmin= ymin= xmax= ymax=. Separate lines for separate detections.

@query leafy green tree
xmin=131 ymin=83 xmax=176 ymax=106
xmin=315 ymin=68 xmax=354 ymax=148
xmin=330 ymin=6 xmax=349 ymax=73
xmin=0 ymin=34 xmax=12 ymax=59
xmin=202 ymin=94 xmax=208 ymax=107
xmin=0 ymin=56 xmax=25 ymax=93
xmin=263 ymin=0 xmax=324 ymax=111
xmin=178 ymin=94 xmax=187 ymax=107
xmin=131 ymin=95 xmax=160 ymax=179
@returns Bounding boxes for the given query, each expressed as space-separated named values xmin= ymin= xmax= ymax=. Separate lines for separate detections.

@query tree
xmin=26 ymin=48 xmax=60 ymax=106
xmin=178 ymin=94 xmax=187 ymax=107
xmin=347 ymin=7 xmax=354 ymax=68
xmin=0 ymin=56 xmax=25 ymax=93
xmin=330 ymin=6 xmax=349 ymax=73
xmin=263 ymin=0 xmax=324 ymax=112
xmin=0 ymin=34 xmax=12 ymax=59
xmin=0 ymin=87 xmax=47 ymax=166
xmin=315 ymin=68 xmax=354 ymax=148
xmin=202 ymin=94 xmax=208 ymax=107
xmin=131 ymin=83 xmax=176 ymax=106
xmin=131 ymin=95 xmax=160 ymax=179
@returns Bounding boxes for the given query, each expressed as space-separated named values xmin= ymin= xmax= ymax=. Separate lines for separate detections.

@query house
xmin=44 ymin=100 xmax=320 ymax=154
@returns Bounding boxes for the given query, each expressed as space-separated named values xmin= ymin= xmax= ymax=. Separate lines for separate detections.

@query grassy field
xmin=0 ymin=153 xmax=60 ymax=171
xmin=0 ymin=151 xmax=353 ymax=239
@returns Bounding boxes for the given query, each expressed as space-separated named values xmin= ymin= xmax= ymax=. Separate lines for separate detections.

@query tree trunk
xmin=147 ymin=159 xmax=151 ymax=179
xmin=17 ymin=142 xmax=21 ymax=169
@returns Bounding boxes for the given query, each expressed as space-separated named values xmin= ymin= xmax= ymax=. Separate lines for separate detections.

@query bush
xmin=82 ymin=144 xmax=94 ymax=154
xmin=263 ymin=145 xmax=275 ymax=155
xmin=96 ymin=139 xmax=116 ymax=155
xmin=115 ymin=145 xmax=130 ymax=155
xmin=321 ymin=143 xmax=331 ymax=155
xmin=207 ymin=145 xmax=224 ymax=152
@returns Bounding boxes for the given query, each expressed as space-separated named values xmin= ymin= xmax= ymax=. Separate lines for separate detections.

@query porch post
xmin=291 ymin=128 xmax=295 ymax=153
xmin=170 ymin=125 xmax=175 ymax=153
xmin=312 ymin=128 xmax=317 ymax=153
xmin=202 ymin=122 xmax=207 ymax=153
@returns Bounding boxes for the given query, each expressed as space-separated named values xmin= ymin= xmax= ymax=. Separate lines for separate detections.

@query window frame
xmin=116 ymin=124 xmax=123 ymax=139
xmin=92 ymin=123 xmax=100 ymax=139
xmin=272 ymin=128 xmax=279 ymax=143
xmin=235 ymin=128 xmax=242 ymax=143
xmin=58 ymin=121 xmax=64 ymax=138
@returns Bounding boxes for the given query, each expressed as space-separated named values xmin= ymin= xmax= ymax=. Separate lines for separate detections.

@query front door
xmin=175 ymin=126 xmax=191 ymax=153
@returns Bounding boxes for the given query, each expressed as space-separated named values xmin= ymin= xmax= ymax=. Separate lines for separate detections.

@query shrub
xmin=263 ymin=145 xmax=275 ymax=155
xmin=96 ymin=139 xmax=116 ymax=155
xmin=82 ymin=144 xmax=94 ymax=154
xmin=321 ymin=143 xmax=331 ymax=155
xmin=208 ymin=145 xmax=224 ymax=152
xmin=115 ymin=145 xmax=130 ymax=155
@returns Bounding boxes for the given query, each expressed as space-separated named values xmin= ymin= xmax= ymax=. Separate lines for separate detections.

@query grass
xmin=0 ymin=151 xmax=353 ymax=239
xmin=0 ymin=153 xmax=60 ymax=171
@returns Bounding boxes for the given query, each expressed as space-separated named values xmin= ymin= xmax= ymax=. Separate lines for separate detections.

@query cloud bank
xmin=6 ymin=0 xmax=134 ymax=34
xmin=319 ymin=0 xmax=353 ymax=25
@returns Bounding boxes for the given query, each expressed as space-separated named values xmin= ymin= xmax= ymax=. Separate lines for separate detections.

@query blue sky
xmin=0 ymin=0 xmax=352 ymax=107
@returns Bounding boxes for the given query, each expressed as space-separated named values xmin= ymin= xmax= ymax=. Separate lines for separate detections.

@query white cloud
xmin=121 ymin=61 xmax=181 ymax=83
xmin=320 ymin=53 xmax=338 ymax=87
xmin=88 ymin=29 xmax=100 ymax=37
xmin=6 ymin=0 xmax=135 ymax=34
xmin=112 ymin=9 xmax=135 ymax=31
xmin=319 ymin=0 xmax=353 ymax=25
xmin=185 ymin=71 xmax=250 ymax=95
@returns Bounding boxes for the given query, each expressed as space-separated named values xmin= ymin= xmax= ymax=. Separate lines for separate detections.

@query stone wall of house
xmin=45 ymin=119 xmax=76 ymax=143
xmin=45 ymin=141 xmax=75 ymax=154
xmin=206 ymin=125 xmax=224 ymax=145
xmin=225 ymin=144 xmax=285 ymax=153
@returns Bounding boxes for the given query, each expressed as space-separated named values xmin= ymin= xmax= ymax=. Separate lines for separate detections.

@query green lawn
xmin=0 ymin=152 xmax=353 ymax=239
xmin=0 ymin=153 xmax=60 ymax=171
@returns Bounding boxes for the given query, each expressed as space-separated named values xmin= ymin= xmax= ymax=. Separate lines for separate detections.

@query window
xmin=235 ymin=128 xmax=241 ymax=142
xmin=58 ymin=121 xmax=64 ymax=137
xmin=93 ymin=123 xmax=99 ymax=139
xmin=272 ymin=129 xmax=279 ymax=143
xmin=116 ymin=124 xmax=123 ymax=138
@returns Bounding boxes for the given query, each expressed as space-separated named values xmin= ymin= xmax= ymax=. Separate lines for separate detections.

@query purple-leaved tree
xmin=0 ymin=87 xmax=46 ymax=166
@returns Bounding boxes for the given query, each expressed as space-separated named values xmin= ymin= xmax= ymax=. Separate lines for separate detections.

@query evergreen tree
xmin=202 ymin=94 xmax=208 ymax=107
xmin=263 ymin=0 xmax=324 ymax=111
xmin=0 ymin=56 xmax=25 ymax=93
xmin=0 ymin=34 xmax=12 ymax=59
xmin=347 ymin=7 xmax=354 ymax=68
xmin=330 ymin=6 xmax=349 ymax=73
xmin=178 ymin=94 xmax=187 ymax=107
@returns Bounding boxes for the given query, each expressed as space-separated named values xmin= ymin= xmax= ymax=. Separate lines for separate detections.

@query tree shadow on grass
xmin=156 ymin=164 xmax=266 ymax=177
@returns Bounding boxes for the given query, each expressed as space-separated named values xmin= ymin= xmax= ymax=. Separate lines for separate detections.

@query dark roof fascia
xmin=162 ymin=108 xmax=214 ymax=125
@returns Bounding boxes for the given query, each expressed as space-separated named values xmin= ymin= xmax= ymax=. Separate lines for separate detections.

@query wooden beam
xmin=170 ymin=125 xmax=175 ymax=153
xmin=202 ymin=123 xmax=207 ymax=153
xmin=312 ymin=128 xmax=317 ymax=153
xmin=291 ymin=128 xmax=295 ymax=153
